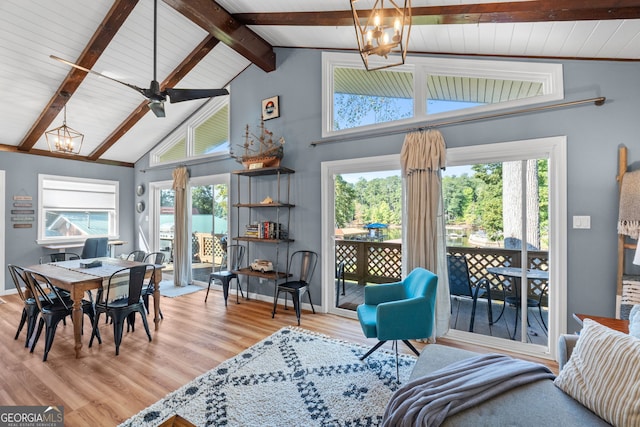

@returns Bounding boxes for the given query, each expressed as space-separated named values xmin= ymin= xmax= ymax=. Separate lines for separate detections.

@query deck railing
xmin=335 ymin=240 xmax=549 ymax=304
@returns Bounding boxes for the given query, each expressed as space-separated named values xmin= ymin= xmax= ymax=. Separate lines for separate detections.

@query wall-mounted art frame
xmin=261 ymin=96 xmax=280 ymax=120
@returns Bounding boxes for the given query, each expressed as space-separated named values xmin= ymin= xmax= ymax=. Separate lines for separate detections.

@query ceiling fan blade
xmin=50 ymin=55 xmax=147 ymax=97
xmin=165 ymin=88 xmax=229 ymax=103
xmin=148 ymin=100 xmax=165 ymax=118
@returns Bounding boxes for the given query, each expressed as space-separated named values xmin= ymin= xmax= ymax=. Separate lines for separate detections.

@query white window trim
xmin=37 ymin=174 xmax=120 ymax=245
xmin=148 ymin=180 xmax=174 ymax=254
xmin=445 ymin=136 xmax=567 ymax=361
xmin=322 ymin=52 xmax=564 ymax=138
xmin=150 ymin=95 xmax=230 ymax=166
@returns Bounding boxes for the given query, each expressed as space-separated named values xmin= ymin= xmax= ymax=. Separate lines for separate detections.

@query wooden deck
xmin=337 ymin=279 xmax=548 ymax=345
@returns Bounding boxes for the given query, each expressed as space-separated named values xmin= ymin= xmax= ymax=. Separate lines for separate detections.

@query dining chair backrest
xmin=98 ymin=265 xmax=153 ymax=308
xmin=81 ymin=237 xmax=109 ymax=259
xmin=8 ymin=264 xmax=29 ymax=303
xmin=288 ymin=250 xmax=318 ymax=285
xmin=23 ymin=270 xmax=71 ymax=312
xmin=48 ymin=253 xmax=81 ymax=262
xmin=226 ymin=245 xmax=245 ymax=271
xmin=127 ymin=250 xmax=146 ymax=262
xmin=144 ymin=252 xmax=166 ymax=265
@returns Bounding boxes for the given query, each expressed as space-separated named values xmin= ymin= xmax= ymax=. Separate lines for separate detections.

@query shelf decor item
xmin=233 ymin=120 xmax=285 ymax=170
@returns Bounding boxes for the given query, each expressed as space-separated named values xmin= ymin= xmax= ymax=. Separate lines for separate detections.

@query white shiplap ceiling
xmin=1 ymin=0 xmax=639 ymax=165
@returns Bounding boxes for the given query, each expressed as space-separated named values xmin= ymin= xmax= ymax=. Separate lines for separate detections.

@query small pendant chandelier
xmin=45 ymin=95 xmax=84 ymax=155
xmin=351 ymin=0 xmax=412 ymax=71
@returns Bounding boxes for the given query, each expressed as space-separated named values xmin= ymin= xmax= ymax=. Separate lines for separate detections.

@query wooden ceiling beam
xmin=17 ymin=0 xmax=139 ymax=152
xmin=87 ymin=36 xmax=222 ymax=161
xmin=0 ymin=144 xmax=134 ymax=167
xmin=163 ymin=0 xmax=276 ymax=72
xmin=233 ymin=1 xmax=640 ymax=26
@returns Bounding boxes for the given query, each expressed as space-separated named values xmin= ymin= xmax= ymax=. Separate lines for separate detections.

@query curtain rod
xmin=139 ymin=154 xmax=232 ymax=173
xmin=310 ymin=96 xmax=606 ymax=147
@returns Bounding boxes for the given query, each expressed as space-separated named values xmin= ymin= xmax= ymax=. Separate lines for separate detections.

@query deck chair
xmin=448 ymin=254 xmax=503 ymax=332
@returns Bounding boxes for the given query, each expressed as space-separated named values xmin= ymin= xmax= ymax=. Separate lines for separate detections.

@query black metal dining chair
xmin=141 ymin=252 xmax=165 ymax=319
xmin=206 ymin=244 xmax=246 ymax=306
xmin=89 ymin=265 xmax=153 ymax=356
xmin=24 ymin=269 xmax=98 ymax=361
xmin=8 ymin=264 xmax=40 ymax=347
xmin=127 ymin=250 xmax=146 ymax=262
xmin=41 ymin=253 xmax=81 ymax=263
xmin=272 ymin=250 xmax=318 ymax=325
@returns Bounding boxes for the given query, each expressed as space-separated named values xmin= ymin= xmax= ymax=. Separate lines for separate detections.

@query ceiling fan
xmin=50 ymin=0 xmax=228 ymax=118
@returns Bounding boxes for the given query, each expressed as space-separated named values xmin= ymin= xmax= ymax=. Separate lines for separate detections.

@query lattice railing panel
xmin=367 ymin=244 xmax=402 ymax=280
xmin=193 ymin=233 xmax=226 ymax=265
xmin=448 ymin=247 xmax=549 ymax=306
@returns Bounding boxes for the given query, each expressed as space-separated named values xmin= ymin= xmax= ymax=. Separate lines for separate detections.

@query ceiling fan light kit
xmin=50 ymin=0 xmax=228 ymax=118
xmin=45 ymin=102 xmax=84 ymax=155
xmin=351 ymin=0 xmax=412 ymax=71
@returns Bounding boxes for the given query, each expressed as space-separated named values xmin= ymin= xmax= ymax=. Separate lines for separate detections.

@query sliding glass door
xmin=189 ymin=175 xmax=229 ymax=285
xmin=321 ymin=155 xmax=403 ymax=318
xmin=445 ymin=137 xmax=566 ymax=359
xmin=150 ymin=173 xmax=229 ymax=286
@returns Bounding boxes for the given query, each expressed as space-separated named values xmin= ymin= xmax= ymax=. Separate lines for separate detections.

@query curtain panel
xmin=400 ymin=129 xmax=450 ymax=338
xmin=172 ymin=166 xmax=192 ymax=287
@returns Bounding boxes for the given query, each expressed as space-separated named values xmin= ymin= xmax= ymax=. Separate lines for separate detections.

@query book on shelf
xmin=243 ymin=221 xmax=285 ymax=239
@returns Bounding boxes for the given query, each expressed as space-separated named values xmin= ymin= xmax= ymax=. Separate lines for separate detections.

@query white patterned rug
xmin=119 ymin=327 xmax=416 ymax=426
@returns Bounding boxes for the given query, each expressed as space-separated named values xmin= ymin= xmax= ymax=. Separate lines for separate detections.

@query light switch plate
xmin=573 ymin=215 xmax=591 ymax=229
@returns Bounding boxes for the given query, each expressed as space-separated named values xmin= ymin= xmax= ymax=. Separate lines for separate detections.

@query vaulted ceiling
xmin=2 ymin=0 xmax=640 ymax=167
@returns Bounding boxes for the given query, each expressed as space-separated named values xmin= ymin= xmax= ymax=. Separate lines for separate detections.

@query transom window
xmin=37 ymin=174 xmax=119 ymax=244
xmin=151 ymin=96 xmax=229 ymax=166
xmin=322 ymin=53 xmax=563 ymax=137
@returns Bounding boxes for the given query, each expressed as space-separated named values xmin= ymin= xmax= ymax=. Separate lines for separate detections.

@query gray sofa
xmin=407 ymin=335 xmax=610 ymax=426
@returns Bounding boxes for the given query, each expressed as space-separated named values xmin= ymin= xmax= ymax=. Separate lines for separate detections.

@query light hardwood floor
xmin=0 ymin=287 xmax=557 ymax=426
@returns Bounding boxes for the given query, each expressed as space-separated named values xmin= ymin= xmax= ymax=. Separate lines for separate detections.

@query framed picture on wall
xmin=261 ymin=96 xmax=280 ymax=120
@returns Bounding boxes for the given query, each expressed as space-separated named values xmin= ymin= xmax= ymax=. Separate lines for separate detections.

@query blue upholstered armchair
xmin=357 ymin=267 xmax=438 ymax=368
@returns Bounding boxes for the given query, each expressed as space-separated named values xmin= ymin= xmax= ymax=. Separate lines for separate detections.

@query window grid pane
xmin=159 ymin=137 xmax=186 ymax=163
xmin=194 ymin=104 xmax=229 ymax=155
xmin=333 ymin=67 xmax=414 ymax=131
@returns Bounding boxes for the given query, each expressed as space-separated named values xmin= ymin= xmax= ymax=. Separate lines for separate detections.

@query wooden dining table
xmin=26 ymin=257 xmax=163 ymax=358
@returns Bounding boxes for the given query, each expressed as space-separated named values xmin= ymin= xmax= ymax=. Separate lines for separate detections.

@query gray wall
xmin=135 ymin=48 xmax=640 ymax=332
xmin=1 ymin=152 xmax=135 ymax=290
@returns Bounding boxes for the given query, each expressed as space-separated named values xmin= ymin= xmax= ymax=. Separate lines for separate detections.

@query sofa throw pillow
xmin=554 ymin=318 xmax=640 ymax=426
xmin=630 ymin=304 xmax=640 ymax=338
